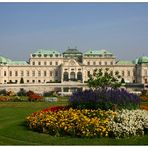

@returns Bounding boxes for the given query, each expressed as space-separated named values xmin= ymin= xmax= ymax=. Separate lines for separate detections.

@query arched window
xmin=70 ymin=72 xmax=75 ymax=80
xmin=63 ymin=72 xmax=69 ymax=81
xmin=77 ymin=72 xmax=82 ymax=81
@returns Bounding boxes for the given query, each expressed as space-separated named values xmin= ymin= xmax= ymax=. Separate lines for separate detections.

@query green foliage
xmin=88 ymin=68 xmax=121 ymax=89
xmin=0 ymin=89 xmax=7 ymax=96
xmin=20 ymin=77 xmax=24 ymax=84
xmin=121 ymin=78 xmax=125 ymax=84
xmin=17 ymin=89 xmax=27 ymax=96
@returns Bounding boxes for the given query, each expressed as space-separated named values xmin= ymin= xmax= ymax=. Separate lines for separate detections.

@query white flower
xmin=108 ymin=109 xmax=148 ymax=138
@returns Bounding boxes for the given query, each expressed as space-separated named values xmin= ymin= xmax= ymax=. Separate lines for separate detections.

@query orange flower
xmin=140 ymin=105 xmax=148 ymax=111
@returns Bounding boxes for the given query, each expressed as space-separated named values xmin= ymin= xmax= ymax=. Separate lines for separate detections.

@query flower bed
xmin=108 ymin=109 xmax=148 ymax=138
xmin=26 ymin=107 xmax=116 ymax=138
xmin=26 ymin=106 xmax=148 ymax=138
xmin=69 ymin=89 xmax=141 ymax=110
xmin=140 ymin=105 xmax=148 ymax=111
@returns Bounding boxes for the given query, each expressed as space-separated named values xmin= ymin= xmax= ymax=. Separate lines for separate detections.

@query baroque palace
xmin=0 ymin=48 xmax=148 ymax=85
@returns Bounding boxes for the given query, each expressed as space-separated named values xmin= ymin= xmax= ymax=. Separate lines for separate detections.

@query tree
xmin=88 ymin=68 xmax=121 ymax=90
xmin=121 ymin=78 xmax=125 ymax=84
xmin=20 ymin=77 xmax=24 ymax=84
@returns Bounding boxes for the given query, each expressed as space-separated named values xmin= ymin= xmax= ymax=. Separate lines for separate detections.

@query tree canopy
xmin=88 ymin=68 xmax=121 ymax=89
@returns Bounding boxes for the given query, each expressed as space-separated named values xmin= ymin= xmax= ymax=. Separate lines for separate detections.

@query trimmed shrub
xmin=17 ymin=89 xmax=27 ymax=96
xmin=0 ymin=89 xmax=7 ymax=96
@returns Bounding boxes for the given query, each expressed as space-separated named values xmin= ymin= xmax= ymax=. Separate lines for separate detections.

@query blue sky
xmin=0 ymin=3 xmax=148 ymax=61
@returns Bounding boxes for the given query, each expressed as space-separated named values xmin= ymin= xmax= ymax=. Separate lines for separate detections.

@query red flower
xmin=41 ymin=106 xmax=68 ymax=113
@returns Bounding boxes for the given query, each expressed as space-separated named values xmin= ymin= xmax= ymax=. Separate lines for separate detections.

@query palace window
xmin=110 ymin=61 xmax=113 ymax=65
xmin=110 ymin=71 xmax=113 ymax=76
xmin=56 ymin=62 xmax=58 ymax=65
xmin=44 ymin=61 xmax=47 ymax=65
xmin=99 ymin=61 xmax=101 ymax=65
xmin=38 ymin=71 xmax=41 ymax=77
xmin=87 ymin=71 xmax=90 ymax=77
xmin=38 ymin=80 xmax=41 ymax=83
xmin=21 ymin=71 xmax=24 ymax=77
xmin=4 ymin=71 xmax=6 ymax=76
xmin=127 ymin=71 xmax=130 ymax=76
xmin=105 ymin=62 xmax=107 ymax=65
xmin=50 ymin=62 xmax=52 ymax=65
xmin=9 ymin=71 xmax=12 ymax=77
xmin=55 ymin=71 xmax=58 ymax=77
xmin=32 ymin=80 xmax=35 ymax=83
xmin=32 ymin=71 xmax=35 ymax=77
xmin=27 ymin=71 xmax=29 ymax=77
xmin=27 ymin=80 xmax=29 ymax=83
xmin=44 ymin=71 xmax=47 ymax=76
xmin=122 ymin=71 xmax=124 ymax=76
xmin=87 ymin=62 xmax=90 ymax=65
xmin=93 ymin=62 xmax=96 ymax=65
xmin=50 ymin=71 xmax=52 ymax=76
xmin=32 ymin=62 xmax=35 ymax=65
xmin=15 ymin=71 xmax=18 ymax=76
xmin=38 ymin=62 xmax=41 ymax=65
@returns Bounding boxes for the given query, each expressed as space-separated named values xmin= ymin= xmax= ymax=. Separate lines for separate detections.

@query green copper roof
xmin=0 ymin=55 xmax=12 ymax=64
xmin=0 ymin=55 xmax=28 ymax=65
xmin=63 ymin=49 xmax=82 ymax=54
xmin=7 ymin=61 xmax=28 ymax=65
xmin=138 ymin=56 xmax=148 ymax=64
xmin=132 ymin=58 xmax=139 ymax=64
xmin=116 ymin=60 xmax=134 ymax=65
xmin=84 ymin=49 xmax=113 ymax=55
xmin=32 ymin=49 xmax=61 ymax=56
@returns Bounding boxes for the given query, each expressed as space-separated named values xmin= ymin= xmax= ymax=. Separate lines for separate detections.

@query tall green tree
xmin=88 ymin=68 xmax=121 ymax=90
xmin=20 ymin=77 xmax=24 ymax=84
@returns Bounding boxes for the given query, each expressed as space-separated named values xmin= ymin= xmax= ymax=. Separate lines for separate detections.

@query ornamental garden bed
xmin=26 ymin=89 xmax=148 ymax=139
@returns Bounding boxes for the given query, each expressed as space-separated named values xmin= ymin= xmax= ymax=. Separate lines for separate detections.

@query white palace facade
xmin=0 ymin=48 xmax=148 ymax=86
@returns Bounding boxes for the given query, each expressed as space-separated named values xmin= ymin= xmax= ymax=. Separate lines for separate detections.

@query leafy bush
xmin=17 ymin=89 xmax=27 ymax=96
xmin=108 ymin=109 xmax=148 ymax=138
xmin=43 ymin=91 xmax=54 ymax=97
xmin=0 ymin=96 xmax=11 ymax=101
xmin=69 ymin=89 xmax=141 ymax=110
xmin=0 ymin=89 xmax=7 ymax=96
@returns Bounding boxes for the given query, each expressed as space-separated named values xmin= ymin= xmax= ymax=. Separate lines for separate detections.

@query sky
xmin=0 ymin=2 xmax=148 ymax=61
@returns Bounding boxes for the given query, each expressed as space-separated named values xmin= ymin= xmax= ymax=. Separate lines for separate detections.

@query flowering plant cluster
xmin=108 ymin=109 xmax=148 ymax=138
xmin=140 ymin=96 xmax=148 ymax=102
xmin=69 ymin=89 xmax=141 ymax=110
xmin=41 ymin=106 xmax=67 ymax=112
xmin=0 ymin=96 xmax=11 ymax=101
xmin=27 ymin=91 xmax=43 ymax=102
xmin=26 ymin=106 xmax=148 ymax=138
xmin=26 ymin=107 xmax=116 ymax=138
xmin=140 ymin=105 xmax=148 ymax=111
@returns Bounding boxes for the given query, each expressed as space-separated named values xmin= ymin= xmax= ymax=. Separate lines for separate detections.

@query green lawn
xmin=0 ymin=102 xmax=148 ymax=145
